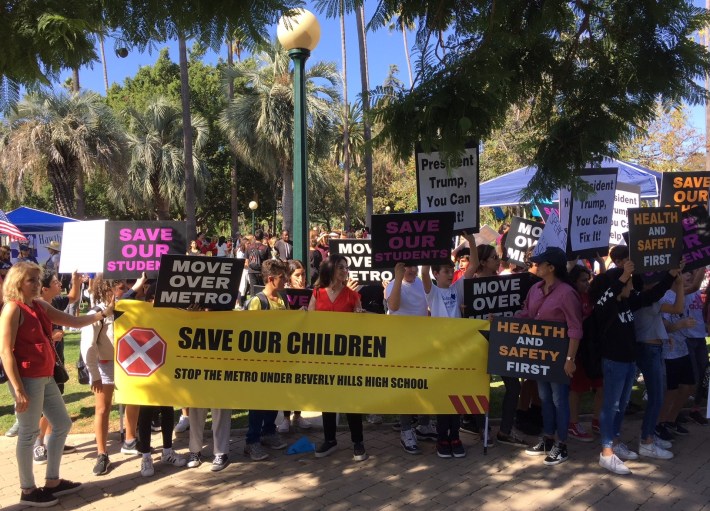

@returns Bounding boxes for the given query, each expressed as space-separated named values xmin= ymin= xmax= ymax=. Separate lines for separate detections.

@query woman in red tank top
xmin=0 ymin=262 xmax=114 ymax=507
xmin=307 ymin=255 xmax=367 ymax=461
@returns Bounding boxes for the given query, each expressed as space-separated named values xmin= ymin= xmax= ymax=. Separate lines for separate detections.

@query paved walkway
xmin=1 ymin=413 xmax=709 ymax=510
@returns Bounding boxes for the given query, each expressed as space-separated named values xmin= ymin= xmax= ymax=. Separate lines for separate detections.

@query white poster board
xmin=533 ymin=210 xmax=567 ymax=256
xmin=416 ymin=144 xmax=479 ymax=232
xmin=610 ymin=182 xmax=640 ymax=246
xmin=58 ymin=220 xmax=107 ymax=274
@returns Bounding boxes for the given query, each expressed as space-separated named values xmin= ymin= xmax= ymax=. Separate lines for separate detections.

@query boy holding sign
xmin=421 ymin=232 xmax=478 ymax=458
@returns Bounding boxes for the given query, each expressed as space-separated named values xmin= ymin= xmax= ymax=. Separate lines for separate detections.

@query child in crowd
xmin=421 ymin=232 xmax=477 ymax=458
xmin=243 ymin=259 xmax=290 ymax=461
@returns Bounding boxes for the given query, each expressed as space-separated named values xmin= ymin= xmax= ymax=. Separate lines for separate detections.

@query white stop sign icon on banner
xmin=116 ymin=327 xmax=167 ymax=377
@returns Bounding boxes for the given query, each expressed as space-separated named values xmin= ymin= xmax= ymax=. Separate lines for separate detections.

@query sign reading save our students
xmin=370 ymin=212 xmax=455 ymax=268
xmin=416 ymin=143 xmax=479 ymax=232
xmin=628 ymin=207 xmax=684 ymax=273
xmin=103 ymin=221 xmax=187 ymax=279
xmin=661 ymin=171 xmax=710 ymax=212
xmin=681 ymin=205 xmax=710 ymax=271
xmin=463 ymin=273 xmax=539 ymax=319
xmin=505 ymin=217 xmax=543 ymax=266
xmin=329 ymin=239 xmax=393 ymax=285
xmin=487 ymin=317 xmax=569 ymax=384
xmin=154 ymin=255 xmax=244 ymax=311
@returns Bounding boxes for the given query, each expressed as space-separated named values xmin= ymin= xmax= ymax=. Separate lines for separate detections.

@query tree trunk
xmin=70 ymin=67 xmax=85 ymax=218
xmin=402 ymin=24 xmax=413 ymax=88
xmin=340 ymin=10 xmax=351 ymax=231
xmin=355 ymin=5 xmax=374 ymax=228
xmin=47 ymin=163 xmax=75 ymax=217
xmin=178 ymin=32 xmax=197 ymax=239
xmin=227 ymin=37 xmax=240 ymax=237
xmin=99 ymin=34 xmax=109 ymax=93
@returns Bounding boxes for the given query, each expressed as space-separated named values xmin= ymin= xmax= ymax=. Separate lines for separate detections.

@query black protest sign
xmin=563 ymin=168 xmax=618 ymax=259
xmin=328 ymin=239 xmax=393 ymax=285
xmin=154 ymin=255 xmax=243 ymax=310
xmin=681 ymin=205 xmax=710 ymax=271
xmin=104 ymin=221 xmax=187 ymax=279
xmin=628 ymin=207 xmax=683 ymax=273
xmin=416 ymin=143 xmax=479 ymax=233
xmin=661 ymin=171 xmax=710 ymax=212
xmin=505 ymin=217 xmax=543 ymax=266
xmin=463 ymin=273 xmax=539 ymax=319
xmin=488 ymin=317 xmax=569 ymax=384
xmin=370 ymin=212 xmax=455 ymax=268
xmin=534 ymin=202 xmax=559 ymax=224
xmin=283 ymin=288 xmax=313 ymax=310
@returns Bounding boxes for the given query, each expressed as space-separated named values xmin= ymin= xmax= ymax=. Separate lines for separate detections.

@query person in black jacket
xmin=589 ymin=261 xmax=679 ymax=475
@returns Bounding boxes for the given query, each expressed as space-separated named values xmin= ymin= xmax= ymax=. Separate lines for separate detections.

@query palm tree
xmin=355 ymin=4 xmax=374 ymax=228
xmin=219 ymin=40 xmax=341 ymax=234
xmin=0 ymin=90 xmax=126 ymax=217
xmin=123 ymin=97 xmax=209 ymax=220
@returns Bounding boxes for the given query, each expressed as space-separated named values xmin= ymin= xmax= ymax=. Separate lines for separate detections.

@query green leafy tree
xmin=369 ymin=0 xmax=710 ymax=200
xmin=219 ymin=41 xmax=341 ymax=234
xmin=123 ymin=97 xmax=209 ymax=220
xmin=0 ymin=90 xmax=126 ymax=217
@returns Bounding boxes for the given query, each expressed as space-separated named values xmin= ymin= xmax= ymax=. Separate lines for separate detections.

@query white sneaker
xmin=174 ymin=415 xmax=190 ymax=433
xmin=599 ymin=453 xmax=631 ymax=474
xmin=141 ymin=456 xmax=155 ymax=477
xmin=612 ymin=442 xmax=639 ymax=460
xmin=294 ymin=415 xmax=312 ymax=429
xmin=639 ymin=442 xmax=674 ymax=460
xmin=653 ymin=435 xmax=672 ymax=449
xmin=161 ymin=449 xmax=187 ymax=467
xmin=400 ymin=429 xmax=421 ymax=454
xmin=366 ymin=414 xmax=383 ymax=424
xmin=277 ymin=418 xmax=290 ymax=434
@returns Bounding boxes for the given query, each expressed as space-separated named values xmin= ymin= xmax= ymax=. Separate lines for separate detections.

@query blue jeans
xmin=9 ymin=377 xmax=72 ymax=489
xmin=246 ymin=410 xmax=278 ymax=445
xmin=599 ymin=359 xmax=636 ymax=448
xmin=635 ymin=343 xmax=664 ymax=440
xmin=537 ymin=380 xmax=570 ymax=442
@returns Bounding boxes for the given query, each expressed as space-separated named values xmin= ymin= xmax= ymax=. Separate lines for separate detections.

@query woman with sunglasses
xmin=308 ymin=255 xmax=367 ymax=462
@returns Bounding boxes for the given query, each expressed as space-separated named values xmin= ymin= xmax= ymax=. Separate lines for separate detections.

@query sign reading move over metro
xmin=416 ymin=143 xmax=480 ymax=233
xmin=328 ymin=239 xmax=393 ymax=285
xmin=154 ymin=255 xmax=244 ymax=311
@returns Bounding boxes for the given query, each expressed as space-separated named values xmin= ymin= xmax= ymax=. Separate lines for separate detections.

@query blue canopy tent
xmin=6 ymin=206 xmax=78 ymax=263
xmin=479 ymin=157 xmax=662 ymax=207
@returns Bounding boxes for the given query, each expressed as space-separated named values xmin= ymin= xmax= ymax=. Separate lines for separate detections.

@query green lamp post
xmin=277 ymin=9 xmax=321 ymax=280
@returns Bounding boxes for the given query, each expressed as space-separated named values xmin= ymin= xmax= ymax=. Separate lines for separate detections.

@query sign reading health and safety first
xmin=113 ymin=301 xmax=491 ymax=414
xmin=154 ymin=255 xmax=244 ymax=311
xmin=561 ymin=168 xmax=618 ymax=258
xmin=370 ymin=212 xmax=455 ymax=268
xmin=628 ymin=206 xmax=683 ymax=273
xmin=416 ymin=143 xmax=479 ymax=233
xmin=329 ymin=239 xmax=393 ymax=285
xmin=487 ymin=317 xmax=569 ymax=384
xmin=103 ymin=221 xmax=187 ymax=279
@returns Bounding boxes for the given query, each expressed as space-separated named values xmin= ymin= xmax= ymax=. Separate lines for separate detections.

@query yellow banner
xmin=113 ymin=301 xmax=490 ymax=414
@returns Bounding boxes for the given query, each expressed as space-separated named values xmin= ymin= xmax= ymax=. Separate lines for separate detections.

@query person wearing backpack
xmin=246 ymin=229 xmax=270 ymax=291
xmin=243 ymin=259 xmax=290 ymax=461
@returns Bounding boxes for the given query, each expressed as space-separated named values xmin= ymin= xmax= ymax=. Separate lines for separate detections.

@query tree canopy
xmin=371 ymin=0 xmax=710 ymax=200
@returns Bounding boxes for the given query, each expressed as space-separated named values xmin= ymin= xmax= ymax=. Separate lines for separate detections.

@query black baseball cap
xmin=529 ymin=247 xmax=567 ymax=267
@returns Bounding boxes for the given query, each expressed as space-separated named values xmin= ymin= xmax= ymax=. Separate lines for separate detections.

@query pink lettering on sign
xmin=121 ymin=244 xmax=170 ymax=259
xmin=119 ymin=228 xmax=174 ymax=242
xmin=385 ymin=220 xmax=440 ymax=234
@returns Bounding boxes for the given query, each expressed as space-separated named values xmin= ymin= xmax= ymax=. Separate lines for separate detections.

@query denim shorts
xmin=97 ymin=360 xmax=114 ymax=385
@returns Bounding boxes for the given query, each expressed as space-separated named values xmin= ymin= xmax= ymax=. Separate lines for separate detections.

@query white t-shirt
xmin=426 ymin=278 xmax=465 ymax=318
xmin=385 ymin=278 xmax=428 ymax=316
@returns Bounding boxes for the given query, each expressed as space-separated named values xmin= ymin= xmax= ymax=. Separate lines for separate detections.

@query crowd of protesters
xmin=1 ymin=224 xmax=709 ymax=507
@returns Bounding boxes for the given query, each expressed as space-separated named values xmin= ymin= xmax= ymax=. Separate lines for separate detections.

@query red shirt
xmin=517 ymin=279 xmax=584 ymax=340
xmin=313 ymin=287 xmax=359 ymax=312
xmin=13 ymin=300 xmax=54 ymax=378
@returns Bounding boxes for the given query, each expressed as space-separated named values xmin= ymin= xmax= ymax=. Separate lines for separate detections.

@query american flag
xmin=0 ymin=210 xmax=28 ymax=242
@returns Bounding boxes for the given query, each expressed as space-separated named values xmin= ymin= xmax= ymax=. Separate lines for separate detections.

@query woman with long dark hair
xmin=308 ymin=255 xmax=367 ymax=462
